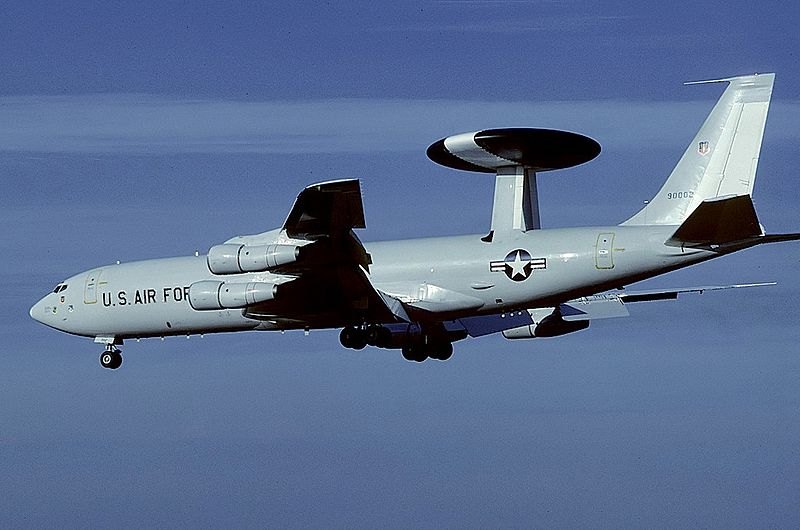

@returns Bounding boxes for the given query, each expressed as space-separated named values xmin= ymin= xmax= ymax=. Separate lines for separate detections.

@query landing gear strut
xmin=100 ymin=345 xmax=123 ymax=370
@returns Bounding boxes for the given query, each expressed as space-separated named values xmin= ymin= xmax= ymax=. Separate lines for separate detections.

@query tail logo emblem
xmin=698 ymin=141 xmax=710 ymax=155
xmin=490 ymin=249 xmax=546 ymax=281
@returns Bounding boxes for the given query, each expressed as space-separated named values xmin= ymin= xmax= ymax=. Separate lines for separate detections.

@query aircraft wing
xmin=453 ymin=282 xmax=775 ymax=337
xmin=283 ymin=179 xmax=366 ymax=241
xmin=246 ymin=179 xmax=406 ymax=326
xmin=550 ymin=282 xmax=774 ymax=321
xmin=279 ymin=179 xmax=371 ymax=271
xmin=613 ymin=282 xmax=775 ymax=304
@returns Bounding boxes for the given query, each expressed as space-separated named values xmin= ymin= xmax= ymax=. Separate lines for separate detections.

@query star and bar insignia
xmin=490 ymin=249 xmax=546 ymax=281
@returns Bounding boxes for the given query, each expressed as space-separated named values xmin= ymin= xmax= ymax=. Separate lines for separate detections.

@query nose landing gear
xmin=100 ymin=346 xmax=123 ymax=370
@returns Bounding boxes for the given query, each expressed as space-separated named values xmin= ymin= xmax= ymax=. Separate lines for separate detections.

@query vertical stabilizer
xmin=623 ymin=73 xmax=774 ymax=226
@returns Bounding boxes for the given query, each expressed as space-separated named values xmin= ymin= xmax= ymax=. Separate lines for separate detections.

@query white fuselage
xmin=30 ymin=224 xmax=714 ymax=341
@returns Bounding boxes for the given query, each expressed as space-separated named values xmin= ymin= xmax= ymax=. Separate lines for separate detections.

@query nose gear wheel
xmin=100 ymin=346 xmax=123 ymax=369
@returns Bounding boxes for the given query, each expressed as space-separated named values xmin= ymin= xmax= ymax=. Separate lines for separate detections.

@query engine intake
xmin=189 ymin=280 xmax=277 ymax=310
xmin=207 ymin=244 xmax=300 ymax=274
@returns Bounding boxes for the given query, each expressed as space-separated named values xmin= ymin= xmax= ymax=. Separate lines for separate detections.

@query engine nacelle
xmin=503 ymin=313 xmax=590 ymax=339
xmin=188 ymin=280 xmax=277 ymax=310
xmin=207 ymin=244 xmax=300 ymax=274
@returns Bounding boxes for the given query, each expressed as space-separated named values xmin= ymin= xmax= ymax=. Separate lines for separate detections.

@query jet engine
xmin=207 ymin=244 xmax=300 ymax=274
xmin=502 ymin=311 xmax=589 ymax=339
xmin=189 ymin=280 xmax=277 ymax=310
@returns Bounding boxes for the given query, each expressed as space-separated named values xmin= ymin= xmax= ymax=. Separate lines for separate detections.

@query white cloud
xmin=0 ymin=94 xmax=797 ymax=154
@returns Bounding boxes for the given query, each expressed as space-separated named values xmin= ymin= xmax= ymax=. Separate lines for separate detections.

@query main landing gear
xmin=339 ymin=325 xmax=392 ymax=350
xmin=401 ymin=341 xmax=453 ymax=363
xmin=339 ymin=325 xmax=454 ymax=362
xmin=100 ymin=345 xmax=123 ymax=370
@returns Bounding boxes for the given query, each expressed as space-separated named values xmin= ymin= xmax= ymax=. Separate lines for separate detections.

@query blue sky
xmin=2 ymin=1 xmax=800 ymax=527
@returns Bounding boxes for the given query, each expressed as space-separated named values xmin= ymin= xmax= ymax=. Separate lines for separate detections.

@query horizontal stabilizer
xmin=666 ymin=195 xmax=762 ymax=247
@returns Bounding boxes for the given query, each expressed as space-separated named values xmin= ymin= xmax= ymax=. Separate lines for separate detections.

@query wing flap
xmin=457 ymin=311 xmax=534 ymax=337
xmin=559 ymin=294 xmax=630 ymax=321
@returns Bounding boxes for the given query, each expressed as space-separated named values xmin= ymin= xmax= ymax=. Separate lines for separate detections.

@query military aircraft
xmin=30 ymin=73 xmax=800 ymax=369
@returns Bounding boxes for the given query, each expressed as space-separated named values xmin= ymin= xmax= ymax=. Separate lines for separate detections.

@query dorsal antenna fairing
xmin=427 ymin=128 xmax=601 ymax=240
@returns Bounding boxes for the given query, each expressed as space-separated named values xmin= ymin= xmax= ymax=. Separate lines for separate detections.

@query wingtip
xmin=729 ymin=281 xmax=778 ymax=288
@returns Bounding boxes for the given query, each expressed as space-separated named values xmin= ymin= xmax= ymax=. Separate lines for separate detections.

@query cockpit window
xmin=60 ymin=284 xmax=68 ymax=292
xmin=53 ymin=285 xmax=62 ymax=293
xmin=53 ymin=284 xmax=68 ymax=293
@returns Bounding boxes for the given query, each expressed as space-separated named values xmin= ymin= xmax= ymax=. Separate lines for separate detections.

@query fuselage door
xmin=84 ymin=269 xmax=103 ymax=304
xmin=595 ymin=233 xmax=615 ymax=269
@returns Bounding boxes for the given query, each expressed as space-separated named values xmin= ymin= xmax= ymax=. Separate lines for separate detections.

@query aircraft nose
xmin=29 ymin=296 xmax=46 ymax=323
